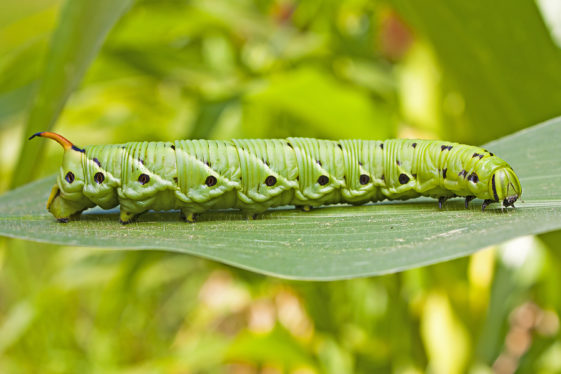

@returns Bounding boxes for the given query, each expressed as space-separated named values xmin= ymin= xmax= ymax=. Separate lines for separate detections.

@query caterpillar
xmin=29 ymin=132 xmax=522 ymax=224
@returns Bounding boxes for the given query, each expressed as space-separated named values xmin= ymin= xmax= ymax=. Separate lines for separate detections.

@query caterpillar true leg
xmin=503 ymin=196 xmax=517 ymax=208
xmin=464 ymin=196 xmax=476 ymax=209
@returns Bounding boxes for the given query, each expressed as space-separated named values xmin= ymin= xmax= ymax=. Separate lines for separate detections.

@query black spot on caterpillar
xmin=138 ymin=174 xmax=150 ymax=185
xmin=468 ymin=172 xmax=479 ymax=183
xmin=265 ymin=175 xmax=277 ymax=186
xmin=317 ymin=175 xmax=329 ymax=185
xmin=94 ymin=172 xmax=104 ymax=184
xmin=205 ymin=175 xmax=217 ymax=187
xmin=29 ymin=132 xmax=523 ymax=223
xmin=65 ymin=171 xmax=74 ymax=184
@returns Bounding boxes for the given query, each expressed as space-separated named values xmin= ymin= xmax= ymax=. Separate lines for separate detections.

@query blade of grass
xmin=10 ymin=0 xmax=132 ymax=188
xmin=388 ymin=0 xmax=561 ymax=143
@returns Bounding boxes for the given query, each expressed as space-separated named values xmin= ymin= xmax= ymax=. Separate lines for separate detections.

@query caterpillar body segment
xmin=30 ymin=132 xmax=522 ymax=224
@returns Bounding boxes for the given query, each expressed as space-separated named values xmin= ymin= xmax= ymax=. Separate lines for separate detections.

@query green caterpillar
xmin=30 ymin=132 xmax=522 ymax=224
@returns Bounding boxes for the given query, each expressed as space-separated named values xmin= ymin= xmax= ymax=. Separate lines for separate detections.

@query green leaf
xmin=1 ymin=118 xmax=560 ymax=280
xmin=388 ymin=0 xmax=561 ymax=143
xmin=9 ymin=0 xmax=132 ymax=188
xmin=244 ymin=67 xmax=394 ymax=139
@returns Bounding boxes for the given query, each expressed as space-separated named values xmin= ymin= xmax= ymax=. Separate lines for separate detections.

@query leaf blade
xmin=10 ymin=0 xmax=132 ymax=188
xmin=388 ymin=0 xmax=561 ymax=143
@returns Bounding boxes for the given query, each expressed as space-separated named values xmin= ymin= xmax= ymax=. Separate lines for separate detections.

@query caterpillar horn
xmin=29 ymin=132 xmax=85 ymax=153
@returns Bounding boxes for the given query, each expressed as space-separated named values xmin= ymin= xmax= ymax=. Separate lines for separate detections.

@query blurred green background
xmin=1 ymin=0 xmax=561 ymax=373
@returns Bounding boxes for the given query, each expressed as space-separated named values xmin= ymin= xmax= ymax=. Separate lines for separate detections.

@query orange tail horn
xmin=29 ymin=132 xmax=84 ymax=153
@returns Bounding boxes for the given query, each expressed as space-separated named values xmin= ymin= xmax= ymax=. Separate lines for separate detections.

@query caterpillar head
xmin=490 ymin=167 xmax=522 ymax=208
xmin=29 ymin=132 xmax=94 ymax=222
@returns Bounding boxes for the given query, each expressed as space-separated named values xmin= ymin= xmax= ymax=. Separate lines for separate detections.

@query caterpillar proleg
xmin=30 ymin=132 xmax=522 ymax=224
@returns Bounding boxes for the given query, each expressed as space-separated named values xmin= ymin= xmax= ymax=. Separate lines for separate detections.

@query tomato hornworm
xmin=30 ymin=132 xmax=522 ymax=224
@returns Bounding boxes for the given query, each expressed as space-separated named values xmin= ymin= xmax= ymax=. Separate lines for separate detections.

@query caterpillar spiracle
xmin=30 ymin=132 xmax=522 ymax=224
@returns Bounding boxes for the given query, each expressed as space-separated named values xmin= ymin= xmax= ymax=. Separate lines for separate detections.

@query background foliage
xmin=1 ymin=0 xmax=561 ymax=373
